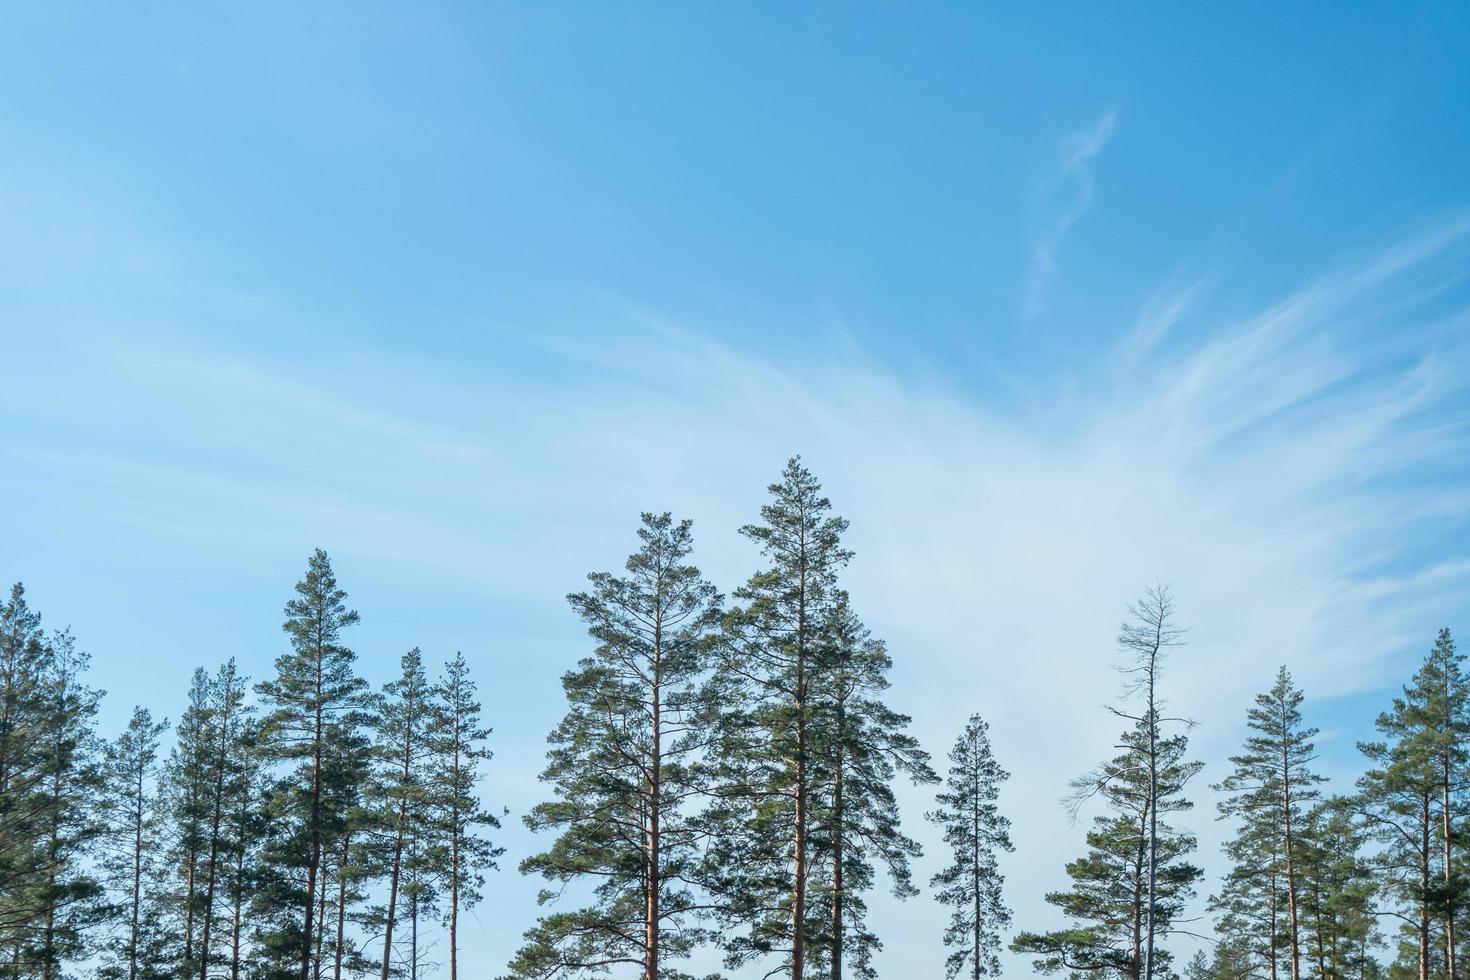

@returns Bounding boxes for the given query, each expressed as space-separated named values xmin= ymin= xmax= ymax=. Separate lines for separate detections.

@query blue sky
xmin=2 ymin=4 xmax=1469 ymax=976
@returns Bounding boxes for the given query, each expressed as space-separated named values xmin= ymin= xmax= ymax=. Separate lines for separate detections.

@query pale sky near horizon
xmin=3 ymin=4 xmax=1469 ymax=977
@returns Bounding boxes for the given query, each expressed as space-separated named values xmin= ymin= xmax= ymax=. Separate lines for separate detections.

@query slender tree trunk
xmin=1282 ymin=736 xmax=1302 ymax=980
xmin=130 ymin=767 xmax=145 ymax=980
xmin=334 ymin=831 xmax=351 ymax=980
xmin=315 ymin=855 xmax=329 ymax=980
xmin=1131 ymin=808 xmax=1146 ymax=980
xmin=448 ymin=762 xmax=460 ymax=980
xmin=380 ymin=737 xmax=410 ymax=980
xmin=791 ymin=564 xmax=807 ymax=980
xmin=1143 ymin=665 xmax=1159 ymax=980
xmin=1311 ymin=875 xmax=1328 ymax=980
xmin=183 ymin=841 xmax=198 ymax=976
xmin=1422 ymin=796 xmax=1432 ymax=980
xmin=1445 ymin=752 xmax=1457 ymax=980
xmin=972 ymin=759 xmax=982 ymax=980
xmin=645 ymin=616 xmax=661 ymax=980
xmin=301 ymin=645 xmax=325 ymax=980
xmin=1268 ymin=873 xmax=1279 ymax=980
xmin=199 ymin=750 xmax=227 ymax=980
xmin=831 ymin=742 xmax=844 ymax=980
xmin=230 ymin=811 xmax=247 ymax=980
xmin=409 ymin=888 xmax=419 ymax=980
xmin=42 ymin=783 xmax=58 ymax=980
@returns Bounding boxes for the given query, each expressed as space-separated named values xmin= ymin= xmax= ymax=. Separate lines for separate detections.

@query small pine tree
xmin=97 ymin=707 xmax=174 ymax=980
xmin=1012 ymin=714 xmax=1203 ymax=980
xmin=925 ymin=713 xmax=1013 ymax=980
xmin=1215 ymin=667 xmax=1326 ymax=980
xmin=370 ymin=648 xmax=439 ymax=980
xmin=431 ymin=652 xmax=502 ymax=980
xmin=0 ymin=583 xmax=54 ymax=959
xmin=806 ymin=596 xmax=937 ymax=980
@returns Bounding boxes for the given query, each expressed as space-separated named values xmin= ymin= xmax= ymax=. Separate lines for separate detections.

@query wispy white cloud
xmin=4 ymin=223 xmax=1469 ymax=977
xmin=1025 ymin=107 xmax=1118 ymax=319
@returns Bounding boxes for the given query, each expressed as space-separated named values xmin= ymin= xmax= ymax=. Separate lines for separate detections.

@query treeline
xmin=0 ymin=552 xmax=501 ymax=980
xmin=0 ymin=456 xmax=1464 ymax=980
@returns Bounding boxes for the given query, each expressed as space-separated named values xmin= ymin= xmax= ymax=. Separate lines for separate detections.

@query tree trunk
xmin=791 ymin=565 xmax=808 ymax=980
xmin=301 ymin=646 xmax=325 ymax=980
xmin=199 ymin=745 xmax=227 ymax=980
xmin=972 ymin=757 xmax=982 ymax=980
xmin=645 ymin=613 xmax=662 ymax=980
xmin=1282 ymin=733 xmax=1302 ymax=980
xmin=334 ymin=831 xmax=351 ymax=980
xmin=1445 ymin=752 xmax=1458 ymax=980
xmin=130 ymin=766 xmax=145 ymax=980
xmin=1143 ymin=654 xmax=1159 ymax=980
xmin=1422 ymin=796 xmax=1432 ymax=980
xmin=380 ymin=743 xmax=410 ymax=980
xmin=831 ymin=743 xmax=844 ymax=980
xmin=1268 ymin=873 xmax=1279 ymax=980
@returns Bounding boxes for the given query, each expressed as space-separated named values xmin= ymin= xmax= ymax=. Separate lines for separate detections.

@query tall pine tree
xmin=432 ymin=651 xmax=502 ymax=980
xmin=510 ymin=512 xmax=721 ymax=980
xmin=1012 ymin=714 xmax=1203 ymax=980
xmin=97 ymin=707 xmax=173 ymax=980
xmin=707 ymin=458 xmax=852 ymax=980
xmin=925 ymin=713 xmax=1013 ymax=980
xmin=805 ymin=595 xmax=936 ymax=980
xmin=1216 ymin=667 xmax=1326 ymax=980
xmin=256 ymin=550 xmax=370 ymax=980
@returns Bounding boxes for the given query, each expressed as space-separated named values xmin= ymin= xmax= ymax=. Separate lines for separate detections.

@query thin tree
xmin=1216 ymin=666 xmax=1326 ymax=980
xmin=0 ymin=583 xmax=53 ymax=960
xmin=432 ymin=652 xmax=502 ymax=980
xmin=1012 ymin=713 xmax=1203 ymax=979
xmin=256 ymin=549 xmax=369 ymax=980
xmin=372 ymin=648 xmax=437 ymax=980
xmin=1357 ymin=637 xmax=1457 ymax=980
xmin=806 ymin=595 xmax=936 ymax=980
xmin=510 ymin=512 xmax=721 ymax=980
xmin=925 ymin=713 xmax=1013 ymax=980
xmin=32 ymin=628 xmax=105 ymax=980
xmin=97 ymin=707 xmax=172 ymax=980
xmin=1112 ymin=585 xmax=1187 ymax=980
xmin=708 ymin=458 xmax=852 ymax=980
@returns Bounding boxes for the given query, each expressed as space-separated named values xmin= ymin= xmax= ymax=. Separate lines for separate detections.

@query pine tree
xmin=29 ymin=628 xmax=105 ymax=980
xmin=1357 ymin=636 xmax=1461 ymax=980
xmin=510 ymin=512 xmax=722 ymax=980
xmin=0 ymin=583 xmax=53 ymax=960
xmin=220 ymin=717 xmax=267 ymax=980
xmin=371 ymin=648 xmax=439 ymax=980
xmin=1210 ymin=783 xmax=1287 ymax=980
xmin=1113 ymin=586 xmax=1188 ymax=980
xmin=1420 ymin=629 xmax=1467 ymax=980
xmin=321 ymin=721 xmax=374 ymax=980
xmin=1013 ymin=586 xmax=1201 ymax=980
xmin=1295 ymin=799 xmax=1379 ymax=980
xmin=1012 ymin=714 xmax=1203 ymax=979
xmin=1216 ymin=667 xmax=1326 ymax=980
xmin=193 ymin=661 xmax=254 ymax=980
xmin=432 ymin=652 xmax=502 ymax=980
xmin=806 ymin=596 xmax=936 ymax=980
xmin=97 ymin=707 xmax=173 ymax=980
xmin=165 ymin=668 xmax=215 ymax=978
xmin=925 ymin=713 xmax=1013 ymax=980
xmin=256 ymin=549 xmax=370 ymax=980
xmin=707 ymin=458 xmax=852 ymax=980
